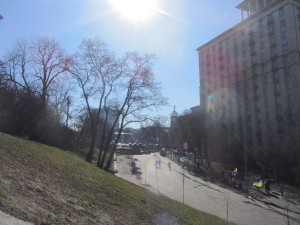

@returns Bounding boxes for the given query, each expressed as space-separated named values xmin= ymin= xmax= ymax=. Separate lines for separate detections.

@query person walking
xmin=264 ymin=179 xmax=271 ymax=195
xmin=279 ymin=183 xmax=285 ymax=197
xmin=158 ymin=159 xmax=161 ymax=169
xmin=168 ymin=161 xmax=171 ymax=171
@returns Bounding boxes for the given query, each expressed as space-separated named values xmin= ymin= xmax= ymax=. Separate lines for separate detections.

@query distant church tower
xmin=171 ymin=105 xmax=178 ymax=127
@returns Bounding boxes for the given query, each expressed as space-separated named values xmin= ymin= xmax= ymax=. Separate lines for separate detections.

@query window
xmin=242 ymin=40 xmax=246 ymax=47
xmin=260 ymin=42 xmax=265 ymax=49
xmin=258 ymin=19 xmax=263 ymax=28
xmin=275 ymin=83 xmax=280 ymax=92
xmin=264 ymin=76 xmax=268 ymax=84
xmin=233 ymin=38 xmax=237 ymax=47
xmin=279 ymin=7 xmax=284 ymax=16
xmin=287 ymin=76 xmax=293 ymax=89
xmin=283 ymin=43 xmax=288 ymax=52
xmin=255 ymin=112 xmax=260 ymax=120
xmin=275 ymin=95 xmax=281 ymax=104
xmin=268 ymin=14 xmax=273 ymax=23
xmin=285 ymin=67 xmax=290 ymax=76
xmin=259 ymin=30 xmax=263 ymax=39
xmin=288 ymin=94 xmax=294 ymax=103
xmin=271 ymin=36 xmax=276 ymax=45
xmin=283 ymin=55 xmax=289 ymax=64
xmin=265 ymin=99 xmax=270 ymax=107
xmin=263 ymin=64 xmax=268 ymax=73
xmin=282 ymin=31 xmax=287 ymax=40
xmin=261 ymin=53 xmax=267 ymax=61
xmin=271 ymin=48 xmax=278 ymax=57
xmin=272 ymin=60 xmax=279 ymax=69
xmin=242 ymin=50 xmax=246 ymax=58
xmin=280 ymin=19 xmax=286 ymax=28
xmin=274 ymin=71 xmax=280 ymax=81
xmin=269 ymin=25 xmax=275 ymax=34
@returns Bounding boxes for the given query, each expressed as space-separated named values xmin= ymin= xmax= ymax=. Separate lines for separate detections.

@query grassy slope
xmin=0 ymin=132 xmax=235 ymax=225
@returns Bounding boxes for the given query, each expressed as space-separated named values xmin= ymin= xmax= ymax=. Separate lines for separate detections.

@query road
xmin=115 ymin=153 xmax=300 ymax=225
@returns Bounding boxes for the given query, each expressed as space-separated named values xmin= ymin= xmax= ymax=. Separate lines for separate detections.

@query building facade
xmin=197 ymin=0 xmax=300 ymax=148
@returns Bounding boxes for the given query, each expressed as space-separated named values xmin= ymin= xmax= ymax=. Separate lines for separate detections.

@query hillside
xmin=0 ymin=132 xmax=235 ymax=225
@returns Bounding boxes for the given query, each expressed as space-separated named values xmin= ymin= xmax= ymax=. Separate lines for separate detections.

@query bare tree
xmin=100 ymin=52 xmax=167 ymax=170
xmin=72 ymin=38 xmax=167 ymax=168
xmin=170 ymin=110 xmax=209 ymax=166
xmin=5 ymin=39 xmax=32 ymax=94
xmin=72 ymin=37 xmax=124 ymax=162
xmin=4 ymin=37 xmax=73 ymax=110
xmin=29 ymin=36 xmax=73 ymax=109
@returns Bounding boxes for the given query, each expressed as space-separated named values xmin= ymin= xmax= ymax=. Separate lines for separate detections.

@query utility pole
xmin=144 ymin=159 xmax=147 ymax=185
xmin=156 ymin=166 xmax=159 ymax=193
xmin=183 ymin=167 xmax=185 ymax=204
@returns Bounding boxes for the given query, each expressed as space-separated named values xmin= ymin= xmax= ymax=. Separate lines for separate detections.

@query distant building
xmin=100 ymin=108 xmax=119 ymax=130
xmin=197 ymin=0 xmax=300 ymax=149
xmin=171 ymin=106 xmax=178 ymax=127
xmin=190 ymin=105 xmax=201 ymax=114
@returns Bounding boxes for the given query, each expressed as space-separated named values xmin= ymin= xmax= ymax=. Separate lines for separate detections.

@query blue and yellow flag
xmin=231 ymin=168 xmax=238 ymax=177
xmin=253 ymin=180 xmax=263 ymax=188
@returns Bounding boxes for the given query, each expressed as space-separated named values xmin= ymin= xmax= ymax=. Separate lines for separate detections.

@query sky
xmin=0 ymin=0 xmax=242 ymax=120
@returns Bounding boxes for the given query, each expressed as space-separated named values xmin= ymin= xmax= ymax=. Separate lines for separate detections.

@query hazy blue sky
xmin=0 ymin=0 xmax=242 ymax=119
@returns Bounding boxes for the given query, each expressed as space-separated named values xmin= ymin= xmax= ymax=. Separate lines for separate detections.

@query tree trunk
xmin=86 ymin=131 xmax=97 ymax=162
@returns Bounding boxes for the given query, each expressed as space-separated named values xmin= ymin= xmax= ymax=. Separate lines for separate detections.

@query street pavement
xmin=115 ymin=153 xmax=300 ymax=225
xmin=0 ymin=210 xmax=33 ymax=225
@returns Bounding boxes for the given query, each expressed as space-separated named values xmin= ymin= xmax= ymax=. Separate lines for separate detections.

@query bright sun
xmin=109 ymin=0 xmax=158 ymax=22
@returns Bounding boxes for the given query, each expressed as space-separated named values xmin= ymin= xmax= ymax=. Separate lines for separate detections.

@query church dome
xmin=171 ymin=106 xmax=177 ymax=117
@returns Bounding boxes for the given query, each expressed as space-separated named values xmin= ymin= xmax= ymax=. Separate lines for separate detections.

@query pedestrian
xmin=155 ymin=159 xmax=158 ymax=168
xmin=279 ymin=183 xmax=285 ymax=197
xmin=168 ymin=161 xmax=171 ymax=171
xmin=158 ymin=159 xmax=161 ymax=168
xmin=264 ymin=179 xmax=271 ymax=195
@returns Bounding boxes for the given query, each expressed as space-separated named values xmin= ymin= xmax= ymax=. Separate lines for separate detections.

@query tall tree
xmin=72 ymin=38 xmax=167 ymax=168
xmin=102 ymin=52 xmax=167 ymax=170
xmin=72 ymin=37 xmax=124 ymax=162
xmin=30 ymin=36 xmax=73 ymax=109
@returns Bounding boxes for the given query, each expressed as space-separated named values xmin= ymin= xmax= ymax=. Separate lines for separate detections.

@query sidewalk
xmin=115 ymin=153 xmax=300 ymax=225
xmin=0 ymin=210 xmax=33 ymax=225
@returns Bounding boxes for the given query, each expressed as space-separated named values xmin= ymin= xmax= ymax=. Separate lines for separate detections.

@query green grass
xmin=0 ymin=132 xmax=236 ymax=225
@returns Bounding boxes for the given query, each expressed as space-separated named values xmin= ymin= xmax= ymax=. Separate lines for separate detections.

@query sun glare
xmin=109 ymin=0 xmax=158 ymax=22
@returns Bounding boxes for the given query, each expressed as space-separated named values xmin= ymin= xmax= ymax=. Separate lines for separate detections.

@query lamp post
xmin=182 ymin=142 xmax=188 ymax=204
